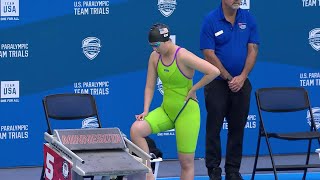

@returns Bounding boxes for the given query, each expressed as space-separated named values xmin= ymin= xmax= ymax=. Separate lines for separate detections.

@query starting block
xmin=43 ymin=128 xmax=151 ymax=180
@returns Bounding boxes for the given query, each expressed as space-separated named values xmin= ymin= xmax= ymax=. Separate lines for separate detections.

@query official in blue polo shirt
xmin=200 ymin=0 xmax=259 ymax=180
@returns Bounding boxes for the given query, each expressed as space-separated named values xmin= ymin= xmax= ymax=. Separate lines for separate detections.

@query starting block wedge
xmin=43 ymin=128 xmax=151 ymax=180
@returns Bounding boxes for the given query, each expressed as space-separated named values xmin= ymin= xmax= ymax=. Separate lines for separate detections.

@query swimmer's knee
xmin=130 ymin=121 xmax=151 ymax=137
xmin=178 ymin=153 xmax=195 ymax=170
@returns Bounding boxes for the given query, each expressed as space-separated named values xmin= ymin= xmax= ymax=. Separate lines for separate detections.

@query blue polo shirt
xmin=200 ymin=4 xmax=260 ymax=78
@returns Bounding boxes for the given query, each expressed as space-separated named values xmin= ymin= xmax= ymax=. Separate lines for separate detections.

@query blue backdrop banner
xmin=0 ymin=0 xmax=319 ymax=167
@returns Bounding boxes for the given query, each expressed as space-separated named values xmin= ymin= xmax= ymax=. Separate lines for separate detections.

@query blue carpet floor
xmin=158 ymin=172 xmax=320 ymax=180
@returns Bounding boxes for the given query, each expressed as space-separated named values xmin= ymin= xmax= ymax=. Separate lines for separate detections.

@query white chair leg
xmin=153 ymin=162 xmax=160 ymax=179
xmin=150 ymin=157 xmax=162 ymax=179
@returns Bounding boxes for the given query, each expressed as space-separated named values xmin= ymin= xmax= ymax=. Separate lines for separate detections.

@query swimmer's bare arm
xmin=180 ymin=49 xmax=220 ymax=99
xmin=136 ymin=52 xmax=158 ymax=120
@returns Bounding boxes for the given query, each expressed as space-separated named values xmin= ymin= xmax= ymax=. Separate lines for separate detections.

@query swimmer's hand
xmin=135 ymin=111 xmax=148 ymax=121
xmin=186 ymin=89 xmax=198 ymax=102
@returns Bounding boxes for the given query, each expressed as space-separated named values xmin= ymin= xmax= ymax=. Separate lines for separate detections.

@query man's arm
xmin=241 ymin=43 xmax=258 ymax=78
xmin=202 ymin=49 xmax=233 ymax=81
xmin=228 ymin=43 xmax=259 ymax=92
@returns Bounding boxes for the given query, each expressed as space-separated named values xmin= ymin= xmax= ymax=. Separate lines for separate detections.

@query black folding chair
xmin=40 ymin=93 xmax=102 ymax=180
xmin=252 ymin=87 xmax=320 ymax=180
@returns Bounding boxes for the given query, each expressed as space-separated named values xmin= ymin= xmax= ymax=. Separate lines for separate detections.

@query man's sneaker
xmin=226 ymin=172 xmax=244 ymax=180
xmin=208 ymin=168 xmax=222 ymax=180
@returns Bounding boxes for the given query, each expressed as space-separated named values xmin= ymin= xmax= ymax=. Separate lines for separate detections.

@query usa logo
xmin=238 ymin=23 xmax=247 ymax=30
xmin=158 ymin=0 xmax=177 ymax=17
xmin=0 ymin=0 xmax=20 ymax=21
xmin=82 ymin=37 xmax=101 ymax=60
xmin=309 ymin=28 xmax=320 ymax=51
xmin=240 ymin=0 xmax=250 ymax=10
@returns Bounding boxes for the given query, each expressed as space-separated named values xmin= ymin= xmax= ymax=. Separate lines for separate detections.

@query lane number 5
xmin=45 ymin=152 xmax=54 ymax=180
